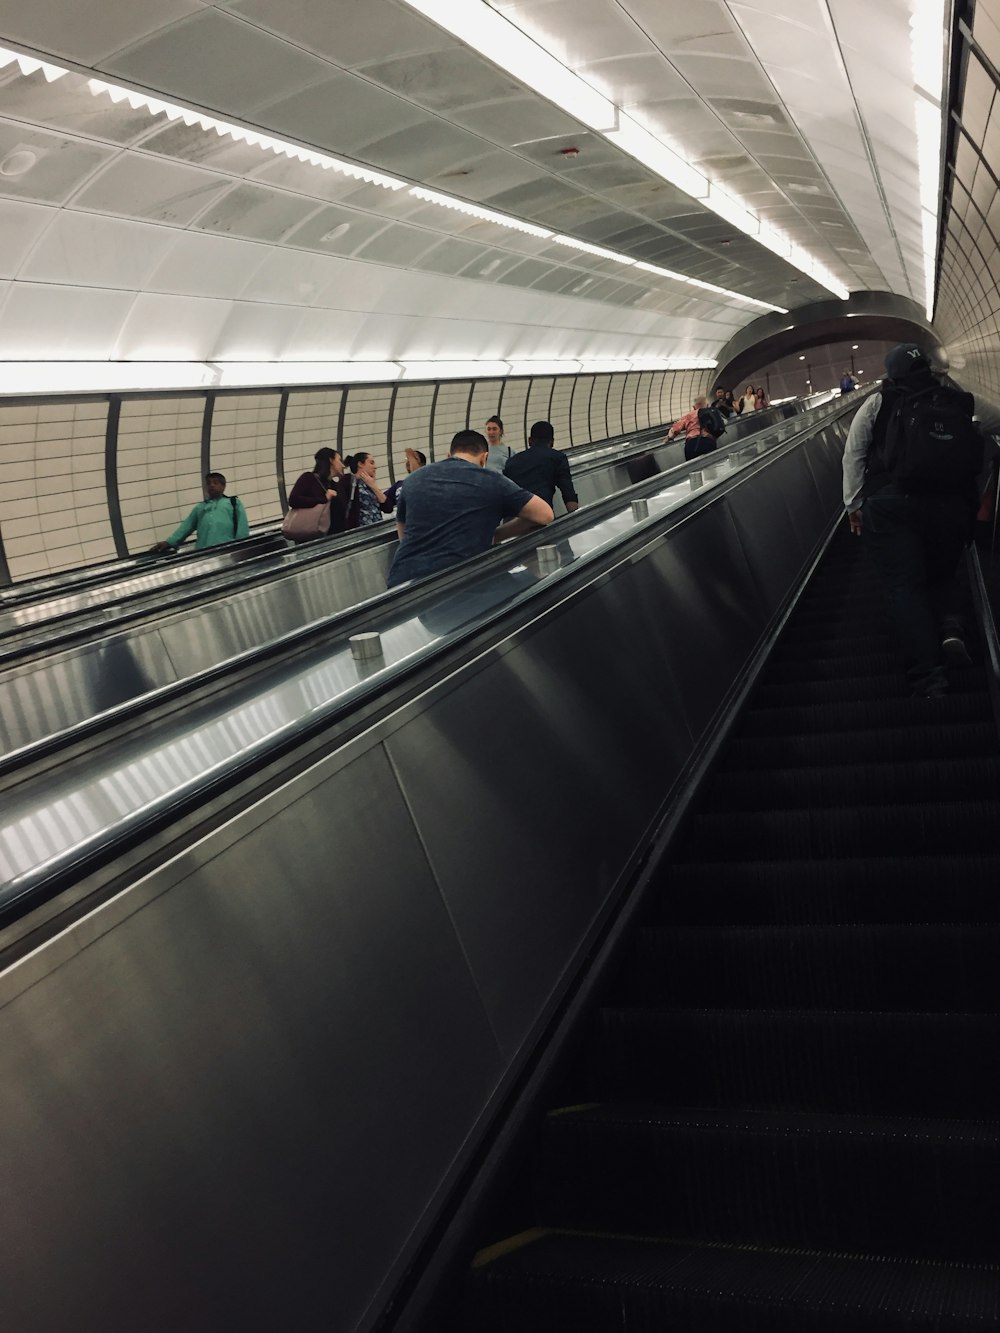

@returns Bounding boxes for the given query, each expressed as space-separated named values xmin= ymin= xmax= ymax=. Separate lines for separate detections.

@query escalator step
xmin=723 ymin=722 xmax=994 ymax=768
xmin=658 ymin=855 xmax=1000 ymax=925
xmin=533 ymin=1104 xmax=1000 ymax=1262
xmin=465 ymin=1231 xmax=1000 ymax=1332
xmin=751 ymin=669 xmax=986 ymax=706
xmin=625 ymin=924 xmax=1000 ymax=1011
xmin=682 ymin=799 xmax=999 ymax=859
xmin=740 ymin=691 xmax=987 ymax=735
xmin=589 ymin=1007 xmax=1000 ymax=1116
xmin=705 ymin=755 xmax=1000 ymax=809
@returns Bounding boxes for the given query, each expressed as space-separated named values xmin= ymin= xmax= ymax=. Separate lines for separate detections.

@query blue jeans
xmin=863 ymin=487 xmax=972 ymax=690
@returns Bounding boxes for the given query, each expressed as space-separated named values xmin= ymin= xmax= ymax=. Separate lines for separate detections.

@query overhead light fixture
xmin=0 ymin=44 xmax=66 ymax=82
xmin=395 ymin=2 xmax=850 ymax=300
xmin=410 ymin=186 xmax=553 ymax=238
xmin=552 ymin=235 xmax=635 ymax=265
xmin=910 ymin=0 xmax=946 ymax=320
xmin=87 ymin=77 xmax=410 ymax=191
xmin=507 ymin=360 xmax=583 ymax=377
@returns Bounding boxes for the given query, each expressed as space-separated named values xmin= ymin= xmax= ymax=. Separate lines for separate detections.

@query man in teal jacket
xmin=155 ymin=472 xmax=250 ymax=552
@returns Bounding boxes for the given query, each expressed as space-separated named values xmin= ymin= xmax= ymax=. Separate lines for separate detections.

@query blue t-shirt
xmin=387 ymin=456 xmax=535 ymax=587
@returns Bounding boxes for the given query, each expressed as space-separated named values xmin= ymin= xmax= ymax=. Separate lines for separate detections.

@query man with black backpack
xmin=843 ymin=343 xmax=984 ymax=699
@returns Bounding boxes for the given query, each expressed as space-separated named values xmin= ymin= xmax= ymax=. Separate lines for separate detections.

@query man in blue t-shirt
xmin=387 ymin=430 xmax=554 ymax=588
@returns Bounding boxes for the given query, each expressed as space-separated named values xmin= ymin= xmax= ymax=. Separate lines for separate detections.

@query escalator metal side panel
xmin=0 ymin=423 xmax=850 ymax=1333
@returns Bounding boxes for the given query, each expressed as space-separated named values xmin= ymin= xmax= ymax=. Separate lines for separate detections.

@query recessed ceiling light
xmin=321 ymin=223 xmax=351 ymax=242
xmin=480 ymin=258 xmax=502 ymax=274
xmin=788 ymin=183 xmax=824 ymax=196
xmin=0 ymin=148 xmax=37 ymax=177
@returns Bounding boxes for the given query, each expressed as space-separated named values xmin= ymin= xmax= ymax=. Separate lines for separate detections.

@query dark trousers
xmin=863 ymin=487 xmax=971 ymax=689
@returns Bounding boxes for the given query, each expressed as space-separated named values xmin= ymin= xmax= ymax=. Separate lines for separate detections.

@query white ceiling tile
xmin=0 ymin=0 xmax=207 ymax=66
xmin=103 ymin=10 xmax=333 ymax=114
xmin=145 ymin=232 xmax=270 ymax=299
xmin=222 ymin=0 xmax=445 ymax=68
xmin=71 ymin=154 xmax=228 ymax=224
xmin=19 ymin=211 xmax=177 ymax=288
xmin=193 ymin=184 xmax=321 ymax=243
xmin=114 ymin=292 xmax=234 ymax=359
xmin=0 ymin=120 xmax=116 ymax=204
xmin=0 ymin=198 xmax=56 ymax=278
xmin=0 ymin=282 xmax=136 ymax=356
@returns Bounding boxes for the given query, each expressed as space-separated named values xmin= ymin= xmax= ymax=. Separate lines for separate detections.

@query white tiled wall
xmin=498 ymin=378 xmax=530 ymax=449
xmin=549 ymin=377 xmax=574 ymax=448
xmin=342 ymin=386 xmax=393 ymax=483
xmin=391 ymin=384 xmax=435 ymax=480
xmin=525 ymin=377 xmax=554 ymax=434
xmin=431 ymin=381 xmax=471 ymax=460
xmin=589 ymin=376 xmax=612 ymax=441
xmin=606 ymin=374 xmax=628 ymax=437
xmin=468 ymin=379 xmax=505 ymax=438
xmin=211 ymin=393 xmax=283 ymax=526
xmin=0 ymin=369 xmax=694 ymax=584
xmin=119 ymin=396 xmax=205 ymax=553
xmin=570 ymin=376 xmax=595 ymax=446
xmin=635 ymin=373 xmax=654 ymax=431
xmin=0 ymin=398 xmax=114 ymax=580
xmin=283 ymin=389 xmax=343 ymax=498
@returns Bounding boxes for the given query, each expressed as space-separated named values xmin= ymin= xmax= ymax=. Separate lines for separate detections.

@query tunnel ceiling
xmin=0 ymin=0 xmax=954 ymax=379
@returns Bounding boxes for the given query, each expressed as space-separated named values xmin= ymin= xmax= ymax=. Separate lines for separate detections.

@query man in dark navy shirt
xmin=387 ymin=430 xmax=553 ymax=588
xmin=503 ymin=420 xmax=579 ymax=512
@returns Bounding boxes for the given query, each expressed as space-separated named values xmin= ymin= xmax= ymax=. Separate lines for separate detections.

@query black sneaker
xmin=942 ymin=634 xmax=973 ymax=667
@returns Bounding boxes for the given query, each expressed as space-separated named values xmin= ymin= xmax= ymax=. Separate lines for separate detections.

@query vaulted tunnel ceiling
xmin=0 ymin=0 xmax=959 ymax=385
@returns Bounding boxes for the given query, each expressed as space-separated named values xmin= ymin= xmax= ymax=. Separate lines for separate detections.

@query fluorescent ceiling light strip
xmin=394 ymin=2 xmax=851 ymax=300
xmin=910 ymin=0 xmax=946 ymax=319
xmin=85 ymin=76 xmax=407 ymax=191
xmin=0 ymin=44 xmax=67 ymax=82
xmin=392 ymin=0 xmax=616 ymax=131
xmin=0 ymin=358 xmax=720 ymax=396
xmin=552 ymin=235 xmax=635 ymax=265
xmin=409 ymin=187 xmax=553 ymax=238
xmin=634 ymin=262 xmax=787 ymax=315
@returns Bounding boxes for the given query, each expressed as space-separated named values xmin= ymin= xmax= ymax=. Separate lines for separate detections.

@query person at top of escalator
xmin=154 ymin=472 xmax=249 ymax=552
xmin=288 ymin=447 xmax=350 ymax=534
xmin=484 ymin=416 xmax=512 ymax=474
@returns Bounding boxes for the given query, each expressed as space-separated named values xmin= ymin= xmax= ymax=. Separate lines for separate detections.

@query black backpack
xmin=698 ymin=406 xmax=726 ymax=439
xmin=875 ymin=385 xmax=983 ymax=494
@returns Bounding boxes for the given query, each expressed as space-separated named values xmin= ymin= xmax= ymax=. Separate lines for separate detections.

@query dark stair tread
xmin=739 ymin=692 xmax=990 ymax=735
xmin=467 ymin=1231 xmax=1000 ymax=1330
xmin=680 ymin=799 xmax=1000 ymax=859
xmin=590 ymin=1007 xmax=1000 ymax=1115
xmin=625 ymin=922 xmax=1000 ymax=1010
xmin=534 ymin=1103 xmax=1000 ymax=1259
xmin=706 ymin=756 xmax=1000 ymax=808
xmin=545 ymin=1102 xmax=1000 ymax=1145
xmin=724 ymin=723 xmax=997 ymax=767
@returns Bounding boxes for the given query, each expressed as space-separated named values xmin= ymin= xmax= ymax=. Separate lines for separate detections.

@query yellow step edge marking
xmin=472 ymin=1228 xmax=551 ymax=1269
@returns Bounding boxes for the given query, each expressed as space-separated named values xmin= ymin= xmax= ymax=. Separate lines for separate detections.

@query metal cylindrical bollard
xmin=536 ymin=544 xmax=561 ymax=575
xmin=350 ymin=631 xmax=384 ymax=662
xmin=630 ymin=498 xmax=649 ymax=521
xmin=689 ymin=470 xmax=704 ymax=489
